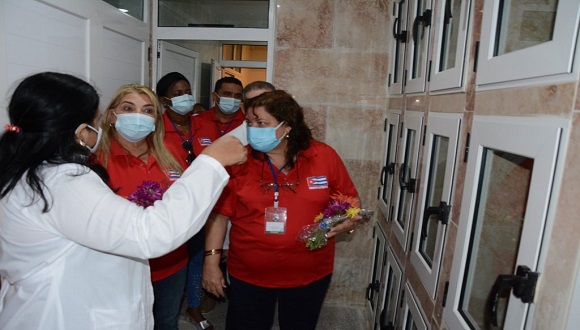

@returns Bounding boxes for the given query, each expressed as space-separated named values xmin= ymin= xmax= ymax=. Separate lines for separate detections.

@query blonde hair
xmin=98 ymin=84 xmax=183 ymax=174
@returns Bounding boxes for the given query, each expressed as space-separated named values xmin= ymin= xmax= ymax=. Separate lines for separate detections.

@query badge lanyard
xmin=264 ymin=156 xmax=288 ymax=234
xmin=265 ymin=156 xmax=286 ymax=208
xmin=215 ymin=121 xmax=234 ymax=137
xmin=169 ymin=119 xmax=193 ymax=147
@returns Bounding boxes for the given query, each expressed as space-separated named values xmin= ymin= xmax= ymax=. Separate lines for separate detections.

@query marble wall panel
xmin=325 ymin=106 xmax=386 ymax=162
xmin=474 ymin=83 xmax=576 ymax=116
xmin=430 ymin=93 xmax=466 ymax=113
xmin=276 ymin=0 xmax=333 ymax=48
xmin=335 ymin=0 xmax=390 ymax=52
xmin=274 ymin=49 xmax=389 ymax=106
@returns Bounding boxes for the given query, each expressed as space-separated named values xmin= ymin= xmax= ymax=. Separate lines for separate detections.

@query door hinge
xmin=473 ymin=41 xmax=479 ymax=72
xmin=157 ymin=51 xmax=161 ymax=59
xmin=463 ymin=132 xmax=471 ymax=163
xmin=442 ymin=281 xmax=449 ymax=307
xmin=383 ymin=247 xmax=388 ymax=266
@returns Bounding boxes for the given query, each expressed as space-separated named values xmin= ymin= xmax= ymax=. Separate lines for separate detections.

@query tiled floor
xmin=178 ymin=297 xmax=370 ymax=330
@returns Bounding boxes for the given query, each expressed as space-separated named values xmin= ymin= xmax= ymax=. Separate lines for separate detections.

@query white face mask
xmin=168 ymin=94 xmax=195 ymax=115
xmin=217 ymin=96 xmax=241 ymax=114
xmin=113 ymin=112 xmax=156 ymax=143
xmin=76 ymin=124 xmax=102 ymax=154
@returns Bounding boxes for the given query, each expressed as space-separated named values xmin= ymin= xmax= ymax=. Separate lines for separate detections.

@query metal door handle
xmin=421 ymin=201 xmax=451 ymax=238
xmin=399 ymin=163 xmax=416 ymax=193
xmin=366 ymin=280 xmax=380 ymax=300
xmin=488 ymin=265 xmax=539 ymax=326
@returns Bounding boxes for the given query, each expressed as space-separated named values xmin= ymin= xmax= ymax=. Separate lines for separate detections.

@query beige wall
xmin=272 ymin=0 xmax=391 ymax=311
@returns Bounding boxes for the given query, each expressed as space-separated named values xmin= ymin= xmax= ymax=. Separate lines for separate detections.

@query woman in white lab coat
xmin=0 ymin=72 xmax=246 ymax=329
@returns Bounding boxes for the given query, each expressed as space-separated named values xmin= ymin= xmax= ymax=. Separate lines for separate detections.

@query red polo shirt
xmin=213 ymin=140 xmax=358 ymax=288
xmin=162 ymin=112 xmax=195 ymax=164
xmin=190 ymin=106 xmax=245 ymax=155
xmin=99 ymin=139 xmax=188 ymax=282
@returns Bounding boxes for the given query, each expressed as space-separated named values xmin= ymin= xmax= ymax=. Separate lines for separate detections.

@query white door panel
xmin=378 ymin=111 xmax=401 ymax=221
xmin=0 ymin=0 xmax=148 ymax=127
xmin=157 ymin=41 xmax=201 ymax=102
xmin=411 ymin=113 xmax=461 ymax=299
xmin=476 ymin=0 xmax=580 ymax=87
xmin=392 ymin=111 xmax=424 ymax=251
xmin=444 ymin=116 xmax=568 ymax=329
xmin=430 ymin=0 xmax=472 ymax=92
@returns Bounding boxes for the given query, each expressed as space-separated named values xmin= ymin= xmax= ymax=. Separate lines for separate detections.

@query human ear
xmin=74 ymin=123 xmax=90 ymax=146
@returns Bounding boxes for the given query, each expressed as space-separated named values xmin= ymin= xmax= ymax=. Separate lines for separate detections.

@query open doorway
xmin=156 ymin=40 xmax=267 ymax=109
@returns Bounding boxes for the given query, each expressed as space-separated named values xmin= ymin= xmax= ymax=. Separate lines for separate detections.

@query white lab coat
xmin=0 ymin=154 xmax=228 ymax=329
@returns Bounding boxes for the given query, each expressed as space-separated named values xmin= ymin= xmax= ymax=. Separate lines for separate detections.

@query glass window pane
xmin=411 ymin=0 xmax=428 ymax=79
xmin=384 ymin=268 xmax=400 ymax=325
xmin=397 ymin=130 xmax=417 ymax=229
xmin=392 ymin=2 xmax=406 ymax=84
xmin=102 ymin=0 xmax=144 ymax=21
xmin=419 ymin=136 xmax=449 ymax=266
xmin=222 ymin=44 xmax=267 ymax=61
xmin=158 ymin=0 xmax=270 ymax=28
xmin=460 ymin=149 xmax=533 ymax=328
xmin=381 ymin=124 xmax=397 ymax=206
xmin=439 ymin=0 xmax=462 ymax=71
xmin=495 ymin=0 xmax=558 ymax=55
xmin=405 ymin=311 xmax=419 ymax=330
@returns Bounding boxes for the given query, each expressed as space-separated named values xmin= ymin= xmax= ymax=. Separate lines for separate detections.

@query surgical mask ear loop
xmin=75 ymin=124 xmax=102 ymax=154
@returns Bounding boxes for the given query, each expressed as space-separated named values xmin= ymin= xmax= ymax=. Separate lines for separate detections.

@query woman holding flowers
xmin=202 ymin=90 xmax=360 ymax=330
xmin=96 ymin=84 xmax=190 ymax=330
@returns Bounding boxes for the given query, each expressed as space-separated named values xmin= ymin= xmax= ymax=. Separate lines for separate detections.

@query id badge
xmin=265 ymin=207 xmax=287 ymax=234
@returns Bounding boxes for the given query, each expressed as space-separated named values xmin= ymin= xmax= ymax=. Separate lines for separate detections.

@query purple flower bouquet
xmin=296 ymin=193 xmax=373 ymax=250
xmin=127 ymin=180 xmax=163 ymax=207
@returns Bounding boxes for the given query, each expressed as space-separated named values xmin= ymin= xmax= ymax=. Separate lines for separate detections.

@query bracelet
xmin=204 ymin=249 xmax=224 ymax=256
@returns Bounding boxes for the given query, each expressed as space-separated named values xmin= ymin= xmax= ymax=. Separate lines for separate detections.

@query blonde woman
xmin=97 ymin=84 xmax=189 ymax=330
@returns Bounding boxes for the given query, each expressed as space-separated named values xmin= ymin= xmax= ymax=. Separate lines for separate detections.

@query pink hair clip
xmin=5 ymin=124 xmax=21 ymax=133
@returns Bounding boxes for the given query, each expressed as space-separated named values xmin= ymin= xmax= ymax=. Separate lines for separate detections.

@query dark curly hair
xmin=246 ymin=90 xmax=312 ymax=169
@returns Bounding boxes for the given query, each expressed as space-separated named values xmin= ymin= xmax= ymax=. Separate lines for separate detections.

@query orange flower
xmin=330 ymin=192 xmax=360 ymax=208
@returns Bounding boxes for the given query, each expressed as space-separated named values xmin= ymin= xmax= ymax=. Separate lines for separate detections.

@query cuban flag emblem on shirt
xmin=198 ymin=137 xmax=212 ymax=146
xmin=307 ymin=176 xmax=328 ymax=189
xmin=165 ymin=169 xmax=181 ymax=181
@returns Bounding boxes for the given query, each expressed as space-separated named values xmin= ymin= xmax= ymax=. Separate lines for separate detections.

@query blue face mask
xmin=169 ymin=94 xmax=195 ymax=115
xmin=114 ymin=112 xmax=155 ymax=143
xmin=217 ymin=96 xmax=241 ymax=114
xmin=247 ymin=121 xmax=285 ymax=152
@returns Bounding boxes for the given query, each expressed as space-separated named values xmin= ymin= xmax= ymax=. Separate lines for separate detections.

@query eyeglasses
xmin=259 ymin=160 xmax=299 ymax=193
xmin=182 ymin=140 xmax=196 ymax=164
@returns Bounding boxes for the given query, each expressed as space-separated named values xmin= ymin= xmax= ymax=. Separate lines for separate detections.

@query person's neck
xmin=265 ymin=143 xmax=288 ymax=172
xmin=116 ymin=136 xmax=150 ymax=161
xmin=166 ymin=109 xmax=190 ymax=127
xmin=214 ymin=108 xmax=237 ymax=123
